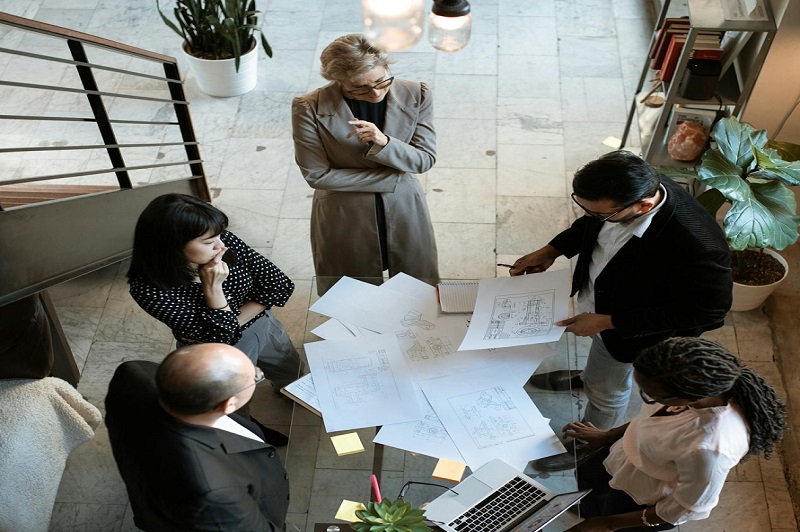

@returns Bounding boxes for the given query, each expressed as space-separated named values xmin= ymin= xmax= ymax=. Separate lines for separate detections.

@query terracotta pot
xmin=731 ymin=248 xmax=788 ymax=311
xmin=182 ymin=41 xmax=258 ymax=97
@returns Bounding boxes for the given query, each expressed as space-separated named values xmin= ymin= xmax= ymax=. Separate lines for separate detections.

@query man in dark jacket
xmin=105 ymin=343 xmax=290 ymax=531
xmin=511 ymin=151 xmax=731 ymax=465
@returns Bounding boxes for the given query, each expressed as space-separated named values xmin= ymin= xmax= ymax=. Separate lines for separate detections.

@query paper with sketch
xmin=420 ymin=365 xmax=565 ymax=471
xmin=305 ymin=335 xmax=423 ymax=432
xmin=310 ymin=276 xmax=437 ymax=334
xmin=459 ymin=269 xmax=570 ymax=351
xmin=312 ymin=318 xmax=380 ymax=340
xmin=374 ymin=393 xmax=465 ymax=462
xmin=394 ymin=313 xmax=553 ymax=382
xmin=281 ymin=373 xmax=321 ymax=416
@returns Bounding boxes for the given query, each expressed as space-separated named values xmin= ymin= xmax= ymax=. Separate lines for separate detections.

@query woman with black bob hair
xmin=563 ymin=337 xmax=787 ymax=531
xmin=127 ymin=194 xmax=301 ymax=397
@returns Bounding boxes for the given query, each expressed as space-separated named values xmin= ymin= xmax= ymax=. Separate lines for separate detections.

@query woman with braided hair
xmin=564 ymin=337 xmax=787 ymax=532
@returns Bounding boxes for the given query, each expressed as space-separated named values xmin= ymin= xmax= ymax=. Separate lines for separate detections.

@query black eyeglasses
xmin=638 ymin=387 xmax=678 ymax=405
xmin=397 ymin=481 xmax=459 ymax=500
xmin=342 ymin=76 xmax=395 ymax=96
xmin=570 ymin=193 xmax=639 ymax=222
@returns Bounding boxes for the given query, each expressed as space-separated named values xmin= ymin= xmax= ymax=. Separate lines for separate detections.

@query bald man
xmin=105 ymin=344 xmax=290 ymax=531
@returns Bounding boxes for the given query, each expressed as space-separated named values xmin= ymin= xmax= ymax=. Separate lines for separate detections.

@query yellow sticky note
xmin=335 ymin=499 xmax=366 ymax=522
xmin=331 ymin=432 xmax=365 ymax=456
xmin=432 ymin=458 xmax=467 ymax=482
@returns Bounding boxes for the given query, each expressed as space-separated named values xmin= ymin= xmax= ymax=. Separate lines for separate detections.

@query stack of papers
xmin=291 ymin=271 xmax=572 ymax=471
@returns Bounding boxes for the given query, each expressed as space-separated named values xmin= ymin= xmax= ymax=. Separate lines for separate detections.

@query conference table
xmin=284 ymin=277 xmax=585 ymax=532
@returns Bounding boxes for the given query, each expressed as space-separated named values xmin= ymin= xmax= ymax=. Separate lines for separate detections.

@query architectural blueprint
xmin=304 ymin=334 xmax=422 ymax=432
xmin=459 ymin=268 xmax=571 ymax=351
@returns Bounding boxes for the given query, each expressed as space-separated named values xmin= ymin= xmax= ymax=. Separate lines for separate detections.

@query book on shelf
xmin=436 ymin=281 xmax=479 ymax=313
xmin=660 ymin=33 xmax=723 ymax=83
xmin=280 ymin=373 xmax=321 ymax=417
xmin=650 ymin=18 xmax=690 ymax=69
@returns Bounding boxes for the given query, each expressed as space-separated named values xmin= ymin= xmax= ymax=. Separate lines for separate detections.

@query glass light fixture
xmin=428 ymin=0 xmax=472 ymax=52
xmin=361 ymin=0 xmax=425 ymax=51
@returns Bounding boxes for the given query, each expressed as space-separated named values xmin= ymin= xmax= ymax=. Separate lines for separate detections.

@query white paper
xmin=282 ymin=373 xmax=321 ymax=413
xmin=381 ymin=272 xmax=438 ymax=303
xmin=311 ymin=318 xmax=380 ymax=340
xmin=304 ymin=335 xmax=423 ymax=432
xmin=420 ymin=365 xmax=565 ymax=471
xmin=459 ymin=269 xmax=570 ymax=351
xmin=374 ymin=392 xmax=465 ymax=462
xmin=310 ymin=276 xmax=437 ymax=334
xmin=721 ymin=0 xmax=768 ymax=21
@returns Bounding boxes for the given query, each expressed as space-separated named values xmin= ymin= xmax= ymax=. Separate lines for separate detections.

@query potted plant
xmin=157 ymin=0 xmax=273 ymax=97
xmin=660 ymin=116 xmax=800 ymax=311
xmin=352 ymin=499 xmax=431 ymax=532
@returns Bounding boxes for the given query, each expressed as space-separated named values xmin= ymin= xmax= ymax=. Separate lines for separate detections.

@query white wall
xmin=742 ymin=0 xmax=800 ymax=143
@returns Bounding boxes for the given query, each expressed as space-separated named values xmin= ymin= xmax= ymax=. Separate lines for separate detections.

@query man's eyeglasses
xmin=570 ymin=193 xmax=639 ymax=222
xmin=397 ymin=481 xmax=459 ymax=500
xmin=342 ymin=76 xmax=394 ymax=96
xmin=638 ymin=387 xmax=678 ymax=405
xmin=230 ymin=366 xmax=266 ymax=397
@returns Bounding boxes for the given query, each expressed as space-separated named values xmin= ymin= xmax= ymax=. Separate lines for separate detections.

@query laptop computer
xmin=423 ymin=458 xmax=590 ymax=532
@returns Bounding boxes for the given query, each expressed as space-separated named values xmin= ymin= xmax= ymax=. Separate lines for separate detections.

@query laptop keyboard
xmin=448 ymin=476 xmax=547 ymax=531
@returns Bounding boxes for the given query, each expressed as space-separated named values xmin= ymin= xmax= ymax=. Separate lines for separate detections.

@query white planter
xmin=183 ymin=41 xmax=258 ymax=97
xmin=731 ymin=248 xmax=789 ymax=312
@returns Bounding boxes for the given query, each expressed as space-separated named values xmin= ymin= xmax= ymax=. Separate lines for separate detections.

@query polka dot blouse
xmin=129 ymin=231 xmax=295 ymax=345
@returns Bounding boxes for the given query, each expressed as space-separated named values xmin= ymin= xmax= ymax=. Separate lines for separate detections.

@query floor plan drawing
xmin=448 ymin=386 xmax=535 ymax=448
xmin=483 ymin=290 xmax=555 ymax=340
xmin=321 ymin=349 xmax=400 ymax=408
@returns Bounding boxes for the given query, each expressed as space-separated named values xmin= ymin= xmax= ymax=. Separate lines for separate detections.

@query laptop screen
xmin=512 ymin=491 xmax=590 ymax=532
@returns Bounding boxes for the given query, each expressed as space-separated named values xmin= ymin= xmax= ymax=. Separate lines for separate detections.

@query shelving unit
xmin=620 ymin=0 xmax=776 ymax=167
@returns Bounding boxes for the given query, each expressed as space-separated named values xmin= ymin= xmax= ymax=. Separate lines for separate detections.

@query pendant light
xmin=361 ymin=0 xmax=425 ymax=51
xmin=428 ymin=0 xmax=472 ymax=52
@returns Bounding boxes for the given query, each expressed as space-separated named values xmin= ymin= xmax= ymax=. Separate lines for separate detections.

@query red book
xmin=651 ymin=21 xmax=690 ymax=69
xmin=692 ymin=47 xmax=724 ymax=61
xmin=660 ymin=35 xmax=686 ymax=83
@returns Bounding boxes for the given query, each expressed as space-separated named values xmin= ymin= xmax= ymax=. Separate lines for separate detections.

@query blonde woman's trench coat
xmin=291 ymin=79 xmax=439 ymax=292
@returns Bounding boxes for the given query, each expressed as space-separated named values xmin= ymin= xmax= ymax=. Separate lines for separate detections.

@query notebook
xmin=423 ymin=458 xmax=590 ymax=532
xmin=437 ymin=281 xmax=479 ymax=313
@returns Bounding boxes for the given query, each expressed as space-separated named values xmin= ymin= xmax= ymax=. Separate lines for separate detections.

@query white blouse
xmin=603 ymin=401 xmax=750 ymax=525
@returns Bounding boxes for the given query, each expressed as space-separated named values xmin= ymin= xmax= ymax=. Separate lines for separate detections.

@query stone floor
xmin=1 ymin=0 xmax=797 ymax=530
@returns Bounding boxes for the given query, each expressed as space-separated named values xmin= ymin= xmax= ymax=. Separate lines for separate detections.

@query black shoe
xmin=531 ymin=440 xmax=600 ymax=472
xmin=528 ymin=370 xmax=583 ymax=391
xmin=249 ymin=416 xmax=289 ymax=446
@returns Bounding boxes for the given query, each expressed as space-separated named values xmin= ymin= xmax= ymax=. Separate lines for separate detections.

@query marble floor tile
xmin=563 ymin=120 xmax=623 ymax=171
xmin=499 ymin=0 xmax=554 ymax=17
xmin=560 ymin=76 xmax=627 ymax=123
xmin=49 ymin=502 xmax=127 ymax=532
xmin=497 ymin=97 xmax=564 ymax=146
xmin=269 ymin=218 xmax=315 ymax=280
xmin=213 ymin=187 xmax=284 ymax=248
xmin=555 ymin=0 xmax=618 ymax=38
xmin=233 ymin=90 xmax=297 ymax=140
xmin=435 ymin=34 xmax=499 ymax=76
xmin=678 ymin=481 xmax=771 ymax=531
xmin=761 ymin=454 xmax=798 ymax=531
xmin=433 ymin=74 xmax=497 ymax=120
xmin=262 ymin=10 xmax=324 ymax=52
xmin=496 ymin=195 xmax=571 ymax=255
xmin=426 ymin=167 xmax=496 ymax=224
xmin=497 ymin=144 xmax=567 ymax=197
xmin=48 ymin=266 xmax=116 ymax=308
xmin=55 ymin=306 xmax=103 ymax=373
xmin=614 ymin=16 xmax=653 ymax=58
xmin=731 ymin=309 xmax=776 ymax=363
xmin=391 ymin=51 xmax=437 ymax=85
xmin=558 ymin=36 xmax=623 ymax=78
xmin=499 ymin=17 xmax=557 ymax=56
xmin=432 ymin=222 xmax=496 ymax=279
xmin=258 ymin=49 xmax=316 ymax=93
xmin=498 ymin=55 xmax=560 ymax=99
xmin=93 ymin=275 xmax=174 ymax=345
xmin=217 ymin=138 xmax=294 ymax=189
xmin=434 ymin=118 xmax=497 ymax=169
xmin=279 ymin=166 xmax=314 ymax=220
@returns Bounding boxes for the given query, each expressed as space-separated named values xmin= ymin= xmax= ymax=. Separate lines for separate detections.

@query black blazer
xmin=550 ymin=176 xmax=732 ymax=362
xmin=105 ymin=361 xmax=290 ymax=531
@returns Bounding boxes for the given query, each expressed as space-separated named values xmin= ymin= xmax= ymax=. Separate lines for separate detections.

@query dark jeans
xmin=578 ymin=447 xmax=675 ymax=531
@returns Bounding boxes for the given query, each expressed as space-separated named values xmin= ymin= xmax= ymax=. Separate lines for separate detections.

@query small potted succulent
xmin=352 ymin=499 xmax=431 ymax=532
xmin=660 ymin=116 xmax=800 ymax=310
xmin=157 ymin=0 xmax=272 ymax=97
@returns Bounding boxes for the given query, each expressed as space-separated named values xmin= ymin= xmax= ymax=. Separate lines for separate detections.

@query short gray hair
xmin=320 ymin=34 xmax=396 ymax=82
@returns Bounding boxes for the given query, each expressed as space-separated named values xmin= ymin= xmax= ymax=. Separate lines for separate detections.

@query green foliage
xmin=660 ymin=116 xmax=800 ymax=251
xmin=157 ymin=0 xmax=272 ymax=71
xmin=351 ymin=499 xmax=431 ymax=532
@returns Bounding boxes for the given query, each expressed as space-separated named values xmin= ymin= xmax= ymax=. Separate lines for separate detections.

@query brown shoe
xmin=528 ymin=370 xmax=583 ymax=391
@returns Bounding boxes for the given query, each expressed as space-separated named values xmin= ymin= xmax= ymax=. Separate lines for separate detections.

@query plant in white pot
xmin=661 ymin=116 xmax=800 ymax=311
xmin=157 ymin=0 xmax=272 ymax=97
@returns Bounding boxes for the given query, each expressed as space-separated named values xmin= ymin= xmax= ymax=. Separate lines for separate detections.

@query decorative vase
xmin=182 ymin=41 xmax=258 ymax=97
xmin=731 ymin=248 xmax=789 ymax=311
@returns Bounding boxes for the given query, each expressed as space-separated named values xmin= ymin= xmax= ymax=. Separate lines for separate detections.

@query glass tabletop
xmin=283 ymin=277 xmax=585 ymax=531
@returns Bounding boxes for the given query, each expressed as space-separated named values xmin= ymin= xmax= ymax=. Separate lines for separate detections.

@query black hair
xmin=127 ymin=194 xmax=228 ymax=289
xmin=572 ymin=150 xmax=661 ymax=206
xmin=634 ymin=337 xmax=787 ymax=460
xmin=155 ymin=347 xmax=244 ymax=416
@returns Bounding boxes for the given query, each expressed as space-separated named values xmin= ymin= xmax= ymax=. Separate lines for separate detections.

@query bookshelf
xmin=620 ymin=0 xmax=777 ymax=168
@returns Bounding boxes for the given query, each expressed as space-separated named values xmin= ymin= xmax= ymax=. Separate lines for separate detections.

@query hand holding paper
xmin=557 ymin=312 xmax=614 ymax=337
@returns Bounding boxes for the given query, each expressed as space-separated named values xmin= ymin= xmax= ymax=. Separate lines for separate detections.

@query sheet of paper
xmin=381 ymin=271 xmax=439 ymax=304
xmin=310 ymin=276 xmax=437 ymax=334
xmin=311 ymin=318 xmax=380 ymax=340
xmin=420 ymin=365 xmax=566 ymax=471
xmin=459 ymin=268 xmax=570 ymax=351
xmin=331 ymin=433 xmax=365 ymax=456
xmin=305 ymin=335 xmax=423 ymax=432
xmin=432 ymin=459 xmax=467 ymax=482
xmin=373 ymin=392 xmax=465 ymax=463
xmin=335 ymin=500 xmax=365 ymax=522
xmin=281 ymin=373 xmax=321 ymax=414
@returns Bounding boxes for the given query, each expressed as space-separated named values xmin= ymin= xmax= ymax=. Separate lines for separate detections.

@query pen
xmin=497 ymin=263 xmax=514 ymax=268
xmin=370 ymin=474 xmax=382 ymax=503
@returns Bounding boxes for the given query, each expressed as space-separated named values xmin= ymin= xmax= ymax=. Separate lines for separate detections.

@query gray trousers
xmin=178 ymin=311 xmax=301 ymax=391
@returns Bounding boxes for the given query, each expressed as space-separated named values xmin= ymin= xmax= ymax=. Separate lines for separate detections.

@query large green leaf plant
xmin=662 ymin=116 xmax=800 ymax=251
xmin=157 ymin=0 xmax=272 ymax=71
